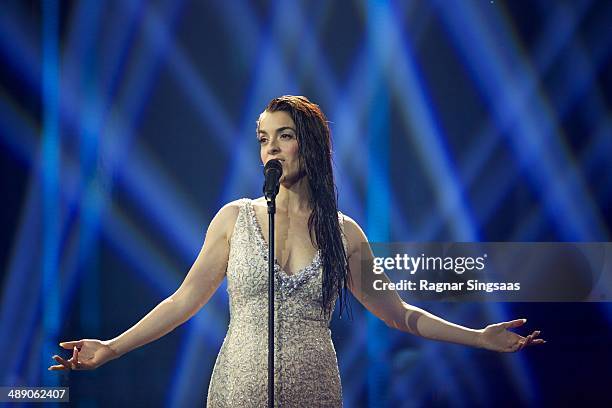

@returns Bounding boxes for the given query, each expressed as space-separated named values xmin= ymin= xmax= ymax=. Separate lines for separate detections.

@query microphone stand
xmin=267 ymin=196 xmax=276 ymax=408
xmin=263 ymin=159 xmax=281 ymax=408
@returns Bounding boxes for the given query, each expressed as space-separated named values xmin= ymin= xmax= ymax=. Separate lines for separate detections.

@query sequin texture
xmin=206 ymin=199 xmax=346 ymax=407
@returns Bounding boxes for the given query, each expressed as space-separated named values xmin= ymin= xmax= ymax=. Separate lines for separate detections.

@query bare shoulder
xmin=340 ymin=213 xmax=368 ymax=256
xmin=216 ymin=198 xmax=243 ymax=220
xmin=208 ymin=199 xmax=243 ymax=242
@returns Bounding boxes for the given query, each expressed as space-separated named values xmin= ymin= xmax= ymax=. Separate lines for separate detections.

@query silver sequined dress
xmin=206 ymin=198 xmax=345 ymax=407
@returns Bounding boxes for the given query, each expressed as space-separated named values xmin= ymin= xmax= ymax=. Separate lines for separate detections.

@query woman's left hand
xmin=477 ymin=318 xmax=546 ymax=352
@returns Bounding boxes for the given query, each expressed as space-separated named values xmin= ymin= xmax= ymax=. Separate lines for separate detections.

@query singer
xmin=49 ymin=96 xmax=544 ymax=407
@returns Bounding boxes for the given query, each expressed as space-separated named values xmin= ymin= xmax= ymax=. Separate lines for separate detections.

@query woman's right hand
xmin=48 ymin=339 xmax=120 ymax=371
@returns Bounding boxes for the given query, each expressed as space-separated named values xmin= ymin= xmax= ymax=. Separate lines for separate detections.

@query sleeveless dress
xmin=206 ymin=198 xmax=346 ymax=407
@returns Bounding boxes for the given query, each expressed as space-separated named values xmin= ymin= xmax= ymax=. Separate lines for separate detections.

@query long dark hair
xmin=262 ymin=95 xmax=352 ymax=320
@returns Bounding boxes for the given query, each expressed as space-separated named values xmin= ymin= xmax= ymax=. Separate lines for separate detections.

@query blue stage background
xmin=1 ymin=1 xmax=610 ymax=406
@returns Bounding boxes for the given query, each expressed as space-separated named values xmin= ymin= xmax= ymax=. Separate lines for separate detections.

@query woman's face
xmin=257 ymin=110 xmax=304 ymax=185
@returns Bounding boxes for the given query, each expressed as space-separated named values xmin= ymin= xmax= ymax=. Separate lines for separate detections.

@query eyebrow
xmin=257 ymin=126 xmax=296 ymax=135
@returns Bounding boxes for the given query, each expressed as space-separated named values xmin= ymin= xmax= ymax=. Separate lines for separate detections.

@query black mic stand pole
xmin=267 ymin=196 xmax=276 ymax=408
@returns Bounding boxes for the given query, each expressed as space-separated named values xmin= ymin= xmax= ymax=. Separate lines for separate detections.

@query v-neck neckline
xmin=247 ymin=199 xmax=320 ymax=279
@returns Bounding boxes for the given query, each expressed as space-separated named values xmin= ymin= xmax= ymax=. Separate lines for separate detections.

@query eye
xmin=257 ymin=137 xmax=267 ymax=144
xmin=281 ymin=133 xmax=294 ymax=139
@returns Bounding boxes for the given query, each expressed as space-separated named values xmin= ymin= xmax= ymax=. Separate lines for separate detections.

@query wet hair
xmin=259 ymin=95 xmax=352 ymax=320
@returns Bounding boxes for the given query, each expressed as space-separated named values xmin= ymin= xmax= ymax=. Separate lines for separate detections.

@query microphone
xmin=263 ymin=159 xmax=283 ymax=201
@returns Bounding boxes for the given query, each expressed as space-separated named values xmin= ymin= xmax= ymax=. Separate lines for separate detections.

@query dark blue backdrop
xmin=1 ymin=0 xmax=610 ymax=406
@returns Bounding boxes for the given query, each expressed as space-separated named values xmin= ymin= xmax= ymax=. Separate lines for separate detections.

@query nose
xmin=267 ymin=139 xmax=281 ymax=155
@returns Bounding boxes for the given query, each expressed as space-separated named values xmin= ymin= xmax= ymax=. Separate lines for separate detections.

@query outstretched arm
xmin=50 ymin=201 xmax=239 ymax=370
xmin=107 ymin=202 xmax=238 ymax=356
xmin=342 ymin=216 xmax=545 ymax=352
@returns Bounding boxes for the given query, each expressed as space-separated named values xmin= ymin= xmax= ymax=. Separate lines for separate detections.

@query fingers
xmin=518 ymin=336 xmax=529 ymax=351
xmin=527 ymin=330 xmax=546 ymax=346
xmin=49 ymin=341 xmax=87 ymax=372
xmin=50 ymin=355 xmax=72 ymax=370
xmin=48 ymin=340 xmax=84 ymax=371
xmin=59 ymin=340 xmax=82 ymax=350
xmin=502 ymin=318 xmax=527 ymax=329
xmin=72 ymin=346 xmax=79 ymax=369
xmin=49 ymin=348 xmax=82 ymax=371
xmin=519 ymin=332 xmax=535 ymax=350
xmin=502 ymin=329 xmax=547 ymax=353
xmin=48 ymin=364 xmax=66 ymax=371
xmin=516 ymin=330 xmax=546 ymax=351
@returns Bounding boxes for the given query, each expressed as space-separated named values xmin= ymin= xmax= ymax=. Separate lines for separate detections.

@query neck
xmin=275 ymin=176 xmax=312 ymax=214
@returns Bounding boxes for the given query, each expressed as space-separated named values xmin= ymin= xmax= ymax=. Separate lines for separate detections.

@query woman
xmin=50 ymin=95 xmax=544 ymax=406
